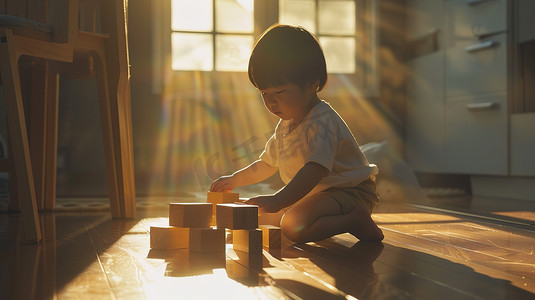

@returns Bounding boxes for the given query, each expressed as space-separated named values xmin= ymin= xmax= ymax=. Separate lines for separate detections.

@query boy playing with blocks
xmin=210 ymin=24 xmax=383 ymax=244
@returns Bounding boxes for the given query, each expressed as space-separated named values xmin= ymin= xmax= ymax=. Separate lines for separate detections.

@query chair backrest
xmin=0 ymin=0 xmax=77 ymax=43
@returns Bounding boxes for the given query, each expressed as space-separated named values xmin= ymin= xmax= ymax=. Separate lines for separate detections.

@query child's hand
xmin=210 ymin=175 xmax=237 ymax=192
xmin=245 ymin=195 xmax=283 ymax=214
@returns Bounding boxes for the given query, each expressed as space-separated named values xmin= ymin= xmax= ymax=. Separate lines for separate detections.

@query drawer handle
xmin=465 ymin=40 xmax=499 ymax=53
xmin=466 ymin=102 xmax=497 ymax=110
xmin=475 ymin=30 xmax=506 ymax=40
xmin=467 ymin=0 xmax=495 ymax=6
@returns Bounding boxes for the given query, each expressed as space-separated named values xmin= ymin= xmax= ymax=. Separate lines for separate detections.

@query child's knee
xmin=281 ymin=225 xmax=307 ymax=243
xmin=280 ymin=214 xmax=309 ymax=243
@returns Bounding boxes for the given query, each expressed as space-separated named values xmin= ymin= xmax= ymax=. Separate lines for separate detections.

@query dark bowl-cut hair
xmin=248 ymin=24 xmax=327 ymax=91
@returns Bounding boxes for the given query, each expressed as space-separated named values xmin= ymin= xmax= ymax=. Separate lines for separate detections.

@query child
xmin=210 ymin=24 xmax=384 ymax=244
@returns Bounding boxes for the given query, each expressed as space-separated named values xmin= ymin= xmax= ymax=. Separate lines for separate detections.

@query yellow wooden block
xmin=150 ymin=226 xmax=189 ymax=250
xmin=233 ymin=229 xmax=262 ymax=254
xmin=207 ymin=191 xmax=239 ymax=204
xmin=216 ymin=204 xmax=258 ymax=230
xmin=207 ymin=192 xmax=239 ymax=226
xmin=169 ymin=203 xmax=212 ymax=228
xmin=189 ymin=227 xmax=226 ymax=253
xmin=259 ymin=225 xmax=281 ymax=248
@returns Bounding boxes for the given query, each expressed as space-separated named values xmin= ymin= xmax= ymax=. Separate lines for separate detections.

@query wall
xmin=0 ymin=0 xmax=408 ymax=197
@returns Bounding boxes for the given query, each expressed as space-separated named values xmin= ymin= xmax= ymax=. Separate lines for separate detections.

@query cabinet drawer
xmin=446 ymin=33 xmax=507 ymax=98
xmin=446 ymin=94 xmax=508 ymax=175
xmin=446 ymin=0 xmax=507 ymax=38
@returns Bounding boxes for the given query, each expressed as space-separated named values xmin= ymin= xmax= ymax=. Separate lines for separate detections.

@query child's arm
xmin=246 ymin=162 xmax=329 ymax=213
xmin=210 ymin=160 xmax=278 ymax=192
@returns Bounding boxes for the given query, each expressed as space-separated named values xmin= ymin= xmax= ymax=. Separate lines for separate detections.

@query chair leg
xmin=0 ymin=28 xmax=42 ymax=242
xmin=29 ymin=61 xmax=49 ymax=210
xmin=92 ymin=52 xmax=123 ymax=218
xmin=100 ymin=0 xmax=136 ymax=218
xmin=106 ymin=74 xmax=136 ymax=218
xmin=29 ymin=64 xmax=59 ymax=211
xmin=7 ymin=128 xmax=19 ymax=212
xmin=44 ymin=70 xmax=59 ymax=210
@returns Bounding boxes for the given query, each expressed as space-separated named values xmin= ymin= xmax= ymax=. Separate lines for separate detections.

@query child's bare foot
xmin=347 ymin=205 xmax=384 ymax=242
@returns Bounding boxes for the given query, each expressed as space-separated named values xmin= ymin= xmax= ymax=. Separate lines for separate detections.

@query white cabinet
xmin=518 ymin=0 xmax=535 ymax=43
xmin=510 ymin=114 xmax=535 ymax=176
xmin=445 ymin=0 xmax=507 ymax=98
xmin=510 ymin=0 xmax=535 ymax=177
xmin=445 ymin=33 xmax=507 ymax=98
xmin=406 ymin=0 xmax=510 ymax=175
xmin=446 ymin=0 xmax=507 ymax=38
xmin=445 ymin=94 xmax=508 ymax=175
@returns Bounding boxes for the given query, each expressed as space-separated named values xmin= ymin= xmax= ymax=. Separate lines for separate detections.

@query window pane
xmin=279 ymin=0 xmax=316 ymax=34
xmin=216 ymin=0 xmax=254 ymax=33
xmin=172 ymin=33 xmax=213 ymax=71
xmin=172 ymin=0 xmax=213 ymax=32
xmin=319 ymin=1 xmax=356 ymax=35
xmin=320 ymin=37 xmax=355 ymax=73
xmin=216 ymin=35 xmax=254 ymax=71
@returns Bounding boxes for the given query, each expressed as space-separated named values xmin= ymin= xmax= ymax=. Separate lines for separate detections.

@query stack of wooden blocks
xmin=149 ymin=192 xmax=281 ymax=254
xmin=150 ymin=202 xmax=225 ymax=253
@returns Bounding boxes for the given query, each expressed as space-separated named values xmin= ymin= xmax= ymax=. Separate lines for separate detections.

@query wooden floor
xmin=1 ymin=196 xmax=535 ymax=299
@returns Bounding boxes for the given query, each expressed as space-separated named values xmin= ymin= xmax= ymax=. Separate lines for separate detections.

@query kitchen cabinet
xmin=407 ymin=0 xmax=510 ymax=175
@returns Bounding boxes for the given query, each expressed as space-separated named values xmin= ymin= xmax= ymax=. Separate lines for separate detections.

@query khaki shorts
xmin=317 ymin=178 xmax=379 ymax=214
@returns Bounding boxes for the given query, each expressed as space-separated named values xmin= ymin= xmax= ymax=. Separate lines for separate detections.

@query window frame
xmin=169 ymin=0 xmax=255 ymax=72
xmin=152 ymin=0 xmax=379 ymax=96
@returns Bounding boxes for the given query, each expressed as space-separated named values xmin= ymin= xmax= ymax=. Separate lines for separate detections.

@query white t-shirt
xmin=260 ymin=100 xmax=378 ymax=197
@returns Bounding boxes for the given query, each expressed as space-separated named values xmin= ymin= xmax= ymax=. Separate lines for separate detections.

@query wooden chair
xmin=0 ymin=0 xmax=136 ymax=243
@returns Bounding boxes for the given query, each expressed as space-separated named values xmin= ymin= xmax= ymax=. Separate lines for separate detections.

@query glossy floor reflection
xmin=1 ymin=200 xmax=534 ymax=299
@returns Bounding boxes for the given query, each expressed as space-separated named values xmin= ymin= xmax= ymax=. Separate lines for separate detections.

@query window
xmin=280 ymin=0 xmax=356 ymax=73
xmin=277 ymin=0 xmax=379 ymax=94
xmin=153 ymin=0 xmax=378 ymax=94
xmin=170 ymin=0 xmax=254 ymax=72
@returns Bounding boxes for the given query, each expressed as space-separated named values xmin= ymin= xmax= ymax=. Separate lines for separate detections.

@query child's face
xmin=259 ymin=82 xmax=318 ymax=123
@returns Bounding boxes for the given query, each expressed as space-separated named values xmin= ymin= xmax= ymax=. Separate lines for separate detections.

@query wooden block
xmin=150 ymin=226 xmax=189 ymax=250
xmin=259 ymin=225 xmax=281 ymax=248
xmin=216 ymin=204 xmax=258 ymax=230
xmin=169 ymin=203 xmax=212 ymax=228
xmin=189 ymin=227 xmax=226 ymax=253
xmin=233 ymin=229 xmax=262 ymax=254
xmin=207 ymin=191 xmax=239 ymax=204
xmin=207 ymin=191 xmax=239 ymax=226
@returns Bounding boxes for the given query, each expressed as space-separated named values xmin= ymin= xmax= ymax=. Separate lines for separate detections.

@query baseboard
xmin=471 ymin=176 xmax=535 ymax=201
